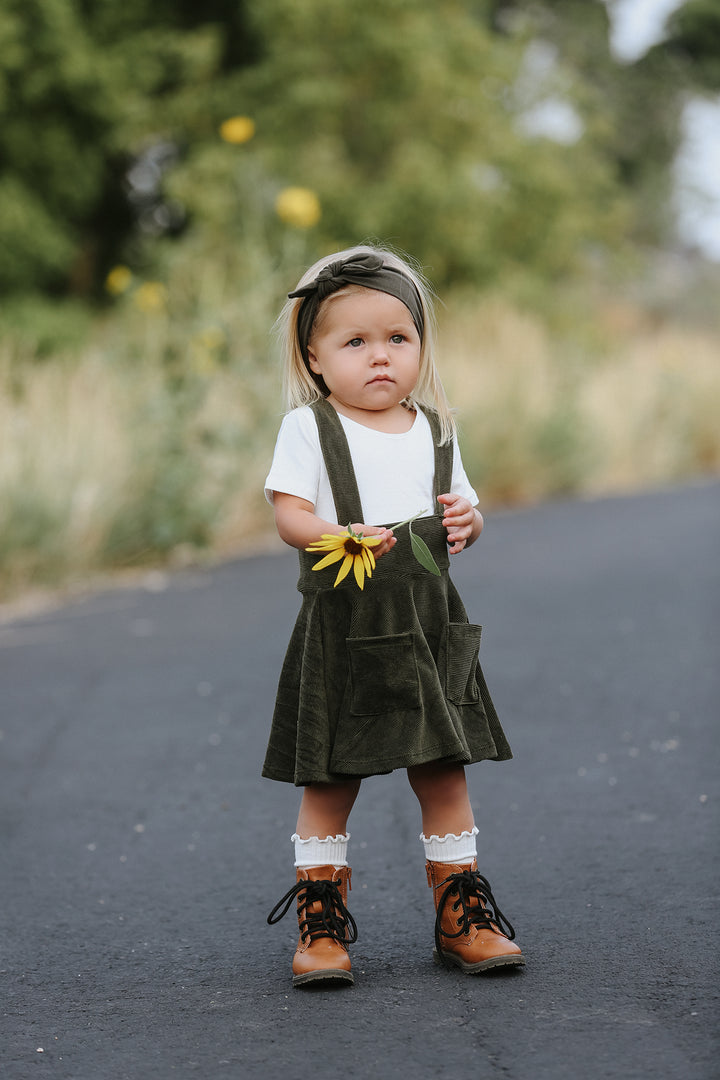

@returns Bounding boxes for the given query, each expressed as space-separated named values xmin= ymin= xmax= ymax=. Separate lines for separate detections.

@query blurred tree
xmin=0 ymin=0 xmax=707 ymax=299
xmin=0 ymin=0 xmax=258 ymax=297
xmin=662 ymin=0 xmax=720 ymax=90
xmin=481 ymin=0 xmax=714 ymax=247
xmin=202 ymin=0 xmax=629 ymax=286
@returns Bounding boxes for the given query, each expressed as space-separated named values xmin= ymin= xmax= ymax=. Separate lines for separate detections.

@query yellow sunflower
xmin=219 ymin=115 xmax=255 ymax=144
xmin=275 ymin=186 xmax=322 ymax=229
xmin=306 ymin=529 xmax=382 ymax=590
xmin=105 ymin=265 xmax=132 ymax=296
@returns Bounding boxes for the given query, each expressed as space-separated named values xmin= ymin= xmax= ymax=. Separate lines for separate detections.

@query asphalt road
xmin=1 ymin=481 xmax=718 ymax=1080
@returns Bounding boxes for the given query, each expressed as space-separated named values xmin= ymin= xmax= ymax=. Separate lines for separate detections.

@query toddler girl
xmin=263 ymin=244 xmax=523 ymax=986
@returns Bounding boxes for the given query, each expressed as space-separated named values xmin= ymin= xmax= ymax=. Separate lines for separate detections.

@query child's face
xmin=307 ymin=288 xmax=421 ymax=423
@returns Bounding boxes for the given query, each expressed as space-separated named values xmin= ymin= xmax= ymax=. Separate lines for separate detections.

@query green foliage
xmin=102 ymin=385 xmax=218 ymax=565
xmin=531 ymin=401 xmax=595 ymax=497
xmin=0 ymin=0 xmax=112 ymax=292
xmin=664 ymin=0 xmax=720 ymax=90
xmin=483 ymin=0 xmax=690 ymax=247
xmin=0 ymin=487 xmax=69 ymax=587
xmin=229 ymin=0 xmax=628 ymax=286
xmin=0 ymin=0 xmax=707 ymax=304
xmin=0 ymin=0 xmax=256 ymax=296
xmin=0 ymin=295 xmax=93 ymax=356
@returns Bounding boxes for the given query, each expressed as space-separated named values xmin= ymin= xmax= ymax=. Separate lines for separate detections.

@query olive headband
xmin=288 ymin=252 xmax=425 ymax=362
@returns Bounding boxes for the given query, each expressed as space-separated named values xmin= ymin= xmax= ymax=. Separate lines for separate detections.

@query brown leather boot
xmin=267 ymin=865 xmax=357 ymax=987
xmin=427 ymin=859 xmax=524 ymax=973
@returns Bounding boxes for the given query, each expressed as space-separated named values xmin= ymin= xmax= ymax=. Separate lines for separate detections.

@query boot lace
xmin=434 ymin=869 xmax=516 ymax=958
xmin=267 ymin=878 xmax=358 ymax=946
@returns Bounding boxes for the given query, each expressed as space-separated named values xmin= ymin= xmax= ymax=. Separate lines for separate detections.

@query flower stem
xmin=388 ymin=510 xmax=428 ymax=530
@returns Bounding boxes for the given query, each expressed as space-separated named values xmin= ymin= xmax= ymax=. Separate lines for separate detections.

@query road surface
xmin=2 ymin=481 xmax=718 ymax=1079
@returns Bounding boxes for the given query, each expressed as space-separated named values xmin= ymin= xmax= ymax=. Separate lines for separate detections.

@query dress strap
xmin=310 ymin=399 xmax=364 ymax=524
xmin=423 ymin=407 xmax=453 ymax=509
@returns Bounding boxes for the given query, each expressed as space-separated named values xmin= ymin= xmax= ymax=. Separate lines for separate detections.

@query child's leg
xmin=408 ymin=761 xmax=524 ymax=974
xmin=407 ymin=761 xmax=474 ymax=837
xmin=292 ymin=778 xmax=361 ymax=867
xmin=267 ymin=779 xmax=362 ymax=988
xmin=295 ymin=778 xmax=361 ymax=838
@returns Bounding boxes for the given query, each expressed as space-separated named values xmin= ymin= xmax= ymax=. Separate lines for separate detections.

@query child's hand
xmin=437 ymin=494 xmax=483 ymax=554
xmin=351 ymin=524 xmax=396 ymax=559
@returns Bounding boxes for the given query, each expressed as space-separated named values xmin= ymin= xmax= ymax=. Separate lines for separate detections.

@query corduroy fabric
xmin=262 ymin=398 xmax=512 ymax=786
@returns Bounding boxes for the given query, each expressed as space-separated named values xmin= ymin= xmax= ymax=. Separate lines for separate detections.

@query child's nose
xmin=370 ymin=343 xmax=390 ymax=363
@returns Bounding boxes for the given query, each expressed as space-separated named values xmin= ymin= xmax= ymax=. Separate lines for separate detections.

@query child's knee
xmin=407 ymin=762 xmax=467 ymax=802
xmin=304 ymin=779 xmax=361 ymax=814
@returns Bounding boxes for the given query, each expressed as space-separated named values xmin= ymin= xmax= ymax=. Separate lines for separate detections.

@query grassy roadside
xmin=440 ymin=294 xmax=720 ymax=503
xmin=1 ymin=275 xmax=719 ymax=603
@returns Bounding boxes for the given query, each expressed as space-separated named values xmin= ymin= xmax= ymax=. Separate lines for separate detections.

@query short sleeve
xmin=264 ymin=407 xmax=322 ymax=507
xmin=451 ymin=439 xmax=479 ymax=506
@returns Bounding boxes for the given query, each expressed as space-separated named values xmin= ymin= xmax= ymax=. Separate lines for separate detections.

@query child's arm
xmin=437 ymin=493 xmax=484 ymax=554
xmin=273 ymin=492 xmax=396 ymax=557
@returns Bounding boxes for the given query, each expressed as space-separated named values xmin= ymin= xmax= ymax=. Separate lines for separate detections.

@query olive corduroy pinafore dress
xmin=262 ymin=398 xmax=512 ymax=786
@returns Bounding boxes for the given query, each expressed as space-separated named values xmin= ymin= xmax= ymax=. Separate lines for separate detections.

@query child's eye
xmin=347 ymin=337 xmax=363 ymax=347
xmin=390 ymin=334 xmax=406 ymax=344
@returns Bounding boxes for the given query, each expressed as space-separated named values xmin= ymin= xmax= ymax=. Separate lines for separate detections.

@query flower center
xmin=344 ymin=538 xmax=365 ymax=555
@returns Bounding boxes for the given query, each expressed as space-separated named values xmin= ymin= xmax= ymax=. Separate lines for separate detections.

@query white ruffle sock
xmin=421 ymin=826 xmax=479 ymax=864
xmin=292 ymin=832 xmax=350 ymax=868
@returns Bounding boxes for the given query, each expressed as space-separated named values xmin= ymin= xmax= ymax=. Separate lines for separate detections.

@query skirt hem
xmin=261 ymin=745 xmax=512 ymax=787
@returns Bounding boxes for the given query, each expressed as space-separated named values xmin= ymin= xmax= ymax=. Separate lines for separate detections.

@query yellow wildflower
xmin=275 ymin=186 xmax=321 ymax=229
xmin=307 ymin=528 xmax=381 ymax=590
xmin=134 ymin=282 xmax=168 ymax=313
xmin=105 ymin=265 xmax=132 ymax=296
xmin=219 ymin=116 xmax=255 ymax=144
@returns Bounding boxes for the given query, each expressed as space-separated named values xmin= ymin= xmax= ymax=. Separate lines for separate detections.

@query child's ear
xmin=307 ymin=348 xmax=321 ymax=374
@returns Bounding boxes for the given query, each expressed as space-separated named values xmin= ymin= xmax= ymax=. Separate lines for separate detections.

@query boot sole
xmin=293 ymin=968 xmax=354 ymax=988
xmin=433 ymin=948 xmax=525 ymax=974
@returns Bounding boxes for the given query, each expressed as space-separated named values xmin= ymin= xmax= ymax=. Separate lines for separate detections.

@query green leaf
xmin=408 ymin=522 xmax=441 ymax=576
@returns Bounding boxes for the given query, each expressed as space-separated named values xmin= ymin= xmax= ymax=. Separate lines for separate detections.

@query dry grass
xmin=439 ymin=296 xmax=720 ymax=504
xmin=579 ymin=327 xmax=720 ymax=492
xmin=0 ymin=350 xmax=134 ymax=585
xmin=0 ymin=341 xmax=278 ymax=593
xmin=1 ymin=287 xmax=718 ymax=600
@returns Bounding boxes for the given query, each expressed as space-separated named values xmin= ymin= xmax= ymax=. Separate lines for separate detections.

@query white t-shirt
xmin=264 ymin=405 xmax=478 ymax=526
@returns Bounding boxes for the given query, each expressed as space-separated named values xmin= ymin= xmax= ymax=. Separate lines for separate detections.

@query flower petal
xmin=361 ymin=546 xmax=373 ymax=576
xmin=362 ymin=536 xmax=382 ymax=547
xmin=311 ymin=548 xmax=347 ymax=571
xmin=353 ymin=553 xmax=365 ymax=590
xmin=306 ymin=535 xmax=345 ymax=552
xmin=333 ymin=553 xmax=354 ymax=586
xmin=364 ymin=544 xmax=376 ymax=571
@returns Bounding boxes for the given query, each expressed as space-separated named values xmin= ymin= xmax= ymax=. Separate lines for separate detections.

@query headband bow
xmin=289 ymin=252 xmax=424 ymax=362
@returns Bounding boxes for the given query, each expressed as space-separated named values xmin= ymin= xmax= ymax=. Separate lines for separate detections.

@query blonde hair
xmin=275 ymin=243 xmax=455 ymax=444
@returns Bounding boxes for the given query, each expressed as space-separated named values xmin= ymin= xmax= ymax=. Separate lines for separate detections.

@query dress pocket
xmin=347 ymin=632 xmax=421 ymax=716
xmin=444 ymin=623 xmax=482 ymax=705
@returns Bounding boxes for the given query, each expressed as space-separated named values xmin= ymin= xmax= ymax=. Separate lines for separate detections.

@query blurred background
xmin=1 ymin=0 xmax=719 ymax=601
